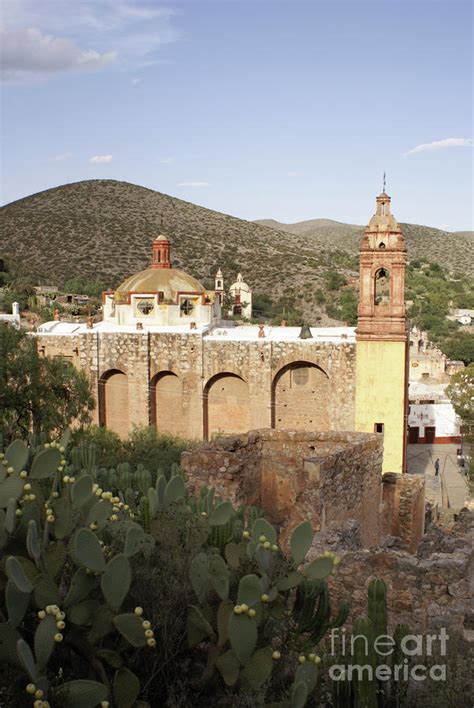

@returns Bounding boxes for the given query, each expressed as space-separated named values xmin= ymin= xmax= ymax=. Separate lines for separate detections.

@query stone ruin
xmin=182 ymin=429 xmax=473 ymax=639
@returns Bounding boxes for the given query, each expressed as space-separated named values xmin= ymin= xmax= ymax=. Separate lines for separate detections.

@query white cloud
xmin=131 ymin=77 xmax=141 ymax=85
xmin=49 ymin=152 xmax=73 ymax=161
xmin=90 ymin=154 xmax=113 ymax=164
xmin=404 ymin=137 xmax=473 ymax=156
xmin=159 ymin=156 xmax=173 ymax=165
xmin=178 ymin=181 xmax=209 ymax=187
xmin=1 ymin=1 xmax=180 ymax=80
xmin=0 ymin=27 xmax=116 ymax=81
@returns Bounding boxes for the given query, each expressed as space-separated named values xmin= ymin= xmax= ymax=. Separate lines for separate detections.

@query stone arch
xmin=149 ymin=371 xmax=185 ymax=437
xmin=271 ymin=361 xmax=330 ymax=431
xmin=203 ymin=373 xmax=250 ymax=440
xmin=98 ymin=369 xmax=129 ymax=438
xmin=374 ymin=267 xmax=391 ymax=306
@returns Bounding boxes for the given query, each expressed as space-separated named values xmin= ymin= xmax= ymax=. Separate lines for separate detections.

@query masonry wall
xmin=182 ymin=429 xmax=384 ymax=548
xmin=326 ymin=509 xmax=473 ymax=635
xmin=35 ymin=332 xmax=356 ymax=441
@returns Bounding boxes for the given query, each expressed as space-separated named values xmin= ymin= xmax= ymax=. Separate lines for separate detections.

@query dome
xmin=115 ymin=267 xmax=206 ymax=304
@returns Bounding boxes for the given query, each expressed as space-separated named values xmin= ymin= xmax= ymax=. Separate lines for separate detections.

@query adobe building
xmin=35 ymin=191 xmax=409 ymax=473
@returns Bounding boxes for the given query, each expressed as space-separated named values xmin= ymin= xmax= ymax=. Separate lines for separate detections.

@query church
xmin=36 ymin=191 xmax=408 ymax=473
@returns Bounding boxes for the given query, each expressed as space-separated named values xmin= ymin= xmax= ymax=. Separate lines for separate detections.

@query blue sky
xmin=1 ymin=0 xmax=472 ymax=230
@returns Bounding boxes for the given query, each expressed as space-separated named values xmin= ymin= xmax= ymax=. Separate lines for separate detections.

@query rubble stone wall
xmin=182 ymin=429 xmax=384 ymax=547
xmin=35 ymin=332 xmax=356 ymax=440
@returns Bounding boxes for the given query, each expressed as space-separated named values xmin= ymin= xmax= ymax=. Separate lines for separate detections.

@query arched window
xmin=374 ymin=268 xmax=390 ymax=306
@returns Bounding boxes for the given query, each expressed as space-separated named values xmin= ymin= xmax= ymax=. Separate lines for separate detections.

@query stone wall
xmin=382 ymin=472 xmax=426 ymax=552
xmin=327 ymin=510 xmax=473 ymax=635
xmin=182 ymin=428 xmax=472 ymax=636
xmin=35 ymin=332 xmax=356 ymax=441
xmin=182 ymin=429 xmax=384 ymax=548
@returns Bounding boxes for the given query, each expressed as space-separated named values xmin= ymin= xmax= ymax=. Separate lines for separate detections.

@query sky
xmin=1 ymin=0 xmax=473 ymax=231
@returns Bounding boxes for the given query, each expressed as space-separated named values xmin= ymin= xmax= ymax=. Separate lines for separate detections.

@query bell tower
xmin=355 ymin=189 xmax=408 ymax=473
xmin=215 ymin=268 xmax=224 ymax=303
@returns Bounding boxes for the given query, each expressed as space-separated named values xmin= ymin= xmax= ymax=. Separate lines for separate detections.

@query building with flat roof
xmin=34 ymin=191 xmax=409 ymax=473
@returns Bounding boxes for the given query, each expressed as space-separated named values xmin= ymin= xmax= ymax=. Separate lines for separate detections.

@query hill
xmin=0 ymin=180 xmax=359 ymax=324
xmin=255 ymin=218 xmax=473 ymax=274
xmin=0 ymin=181 xmax=472 ymax=324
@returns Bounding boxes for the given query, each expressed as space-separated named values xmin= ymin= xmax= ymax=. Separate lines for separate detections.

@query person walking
xmin=434 ymin=458 xmax=440 ymax=476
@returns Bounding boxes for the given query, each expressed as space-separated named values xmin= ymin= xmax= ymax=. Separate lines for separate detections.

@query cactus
xmin=136 ymin=464 xmax=152 ymax=495
xmin=0 ymin=435 xmax=156 ymax=707
xmin=187 ymin=515 xmax=345 ymax=706
xmin=367 ymin=578 xmax=387 ymax=638
xmin=332 ymin=580 xmax=412 ymax=708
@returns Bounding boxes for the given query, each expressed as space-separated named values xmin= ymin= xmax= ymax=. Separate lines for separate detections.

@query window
xmin=136 ymin=299 xmax=155 ymax=316
xmin=374 ymin=268 xmax=390 ymax=306
xmin=374 ymin=423 xmax=384 ymax=433
xmin=421 ymin=372 xmax=430 ymax=380
xmin=180 ymin=298 xmax=194 ymax=316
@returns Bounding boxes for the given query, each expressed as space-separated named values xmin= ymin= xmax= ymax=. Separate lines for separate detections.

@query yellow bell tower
xmin=355 ymin=189 xmax=408 ymax=473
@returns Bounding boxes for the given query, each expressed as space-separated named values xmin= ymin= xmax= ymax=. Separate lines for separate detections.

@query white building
xmin=0 ymin=302 xmax=20 ymax=328
xmin=408 ymin=382 xmax=460 ymax=444
xmin=228 ymin=273 xmax=252 ymax=319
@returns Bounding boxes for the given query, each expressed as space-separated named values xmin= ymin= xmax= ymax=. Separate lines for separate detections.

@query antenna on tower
xmin=382 ymin=172 xmax=386 ymax=193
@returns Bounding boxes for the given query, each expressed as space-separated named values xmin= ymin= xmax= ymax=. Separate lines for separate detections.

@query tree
xmin=442 ymin=333 xmax=474 ymax=365
xmin=339 ymin=290 xmax=358 ymax=325
xmin=325 ymin=270 xmax=347 ymax=291
xmin=446 ymin=364 xmax=474 ymax=423
xmin=0 ymin=322 xmax=95 ymax=440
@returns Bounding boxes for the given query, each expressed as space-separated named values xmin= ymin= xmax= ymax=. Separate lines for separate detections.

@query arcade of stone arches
xmin=97 ymin=361 xmax=331 ymax=440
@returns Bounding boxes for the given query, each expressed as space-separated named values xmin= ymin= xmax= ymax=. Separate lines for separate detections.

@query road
xmin=407 ymin=443 xmax=470 ymax=511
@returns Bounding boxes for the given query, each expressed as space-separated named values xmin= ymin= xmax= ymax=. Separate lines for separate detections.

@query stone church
xmin=36 ymin=191 xmax=408 ymax=473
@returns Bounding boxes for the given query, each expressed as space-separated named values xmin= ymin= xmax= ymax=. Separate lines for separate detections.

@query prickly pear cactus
xmin=0 ymin=435 xmax=155 ymax=708
xmin=187 ymin=511 xmax=347 ymax=706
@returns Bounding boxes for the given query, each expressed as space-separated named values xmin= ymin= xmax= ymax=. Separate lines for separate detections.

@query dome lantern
xmin=151 ymin=233 xmax=171 ymax=269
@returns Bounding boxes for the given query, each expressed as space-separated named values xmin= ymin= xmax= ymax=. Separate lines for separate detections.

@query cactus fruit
xmin=0 ymin=433 xmax=158 ymax=707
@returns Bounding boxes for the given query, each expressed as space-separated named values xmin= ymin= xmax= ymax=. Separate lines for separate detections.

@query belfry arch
xmin=374 ymin=267 xmax=391 ymax=306
xmin=203 ymin=373 xmax=250 ymax=440
xmin=98 ymin=369 xmax=129 ymax=438
xmin=271 ymin=361 xmax=330 ymax=430
xmin=149 ymin=371 xmax=185 ymax=436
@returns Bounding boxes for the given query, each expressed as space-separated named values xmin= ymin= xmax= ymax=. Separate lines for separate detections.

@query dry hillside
xmin=256 ymin=218 xmax=473 ymax=275
xmin=1 ymin=181 xmax=472 ymax=310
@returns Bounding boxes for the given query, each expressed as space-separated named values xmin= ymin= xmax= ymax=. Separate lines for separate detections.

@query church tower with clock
xmin=355 ymin=189 xmax=409 ymax=473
